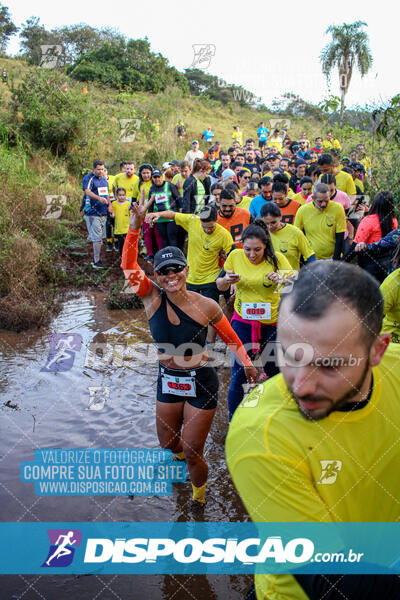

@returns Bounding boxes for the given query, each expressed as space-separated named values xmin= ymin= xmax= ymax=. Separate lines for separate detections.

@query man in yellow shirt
xmin=318 ymin=154 xmax=356 ymax=197
xmin=232 ymin=125 xmax=243 ymax=146
xmin=226 ymin=260 xmax=400 ymax=599
xmin=294 ymin=183 xmax=346 ymax=259
xmin=113 ymin=161 xmax=139 ymax=202
xmin=146 ymin=204 xmax=234 ymax=341
xmin=322 ymin=131 xmax=341 ymax=150
xmin=380 ymin=265 xmax=400 ymax=343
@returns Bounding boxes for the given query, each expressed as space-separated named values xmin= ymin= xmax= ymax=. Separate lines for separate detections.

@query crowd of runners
xmin=80 ymin=124 xmax=400 ymax=599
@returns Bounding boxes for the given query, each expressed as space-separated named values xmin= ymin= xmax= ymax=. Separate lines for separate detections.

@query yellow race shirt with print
xmin=294 ymin=201 xmax=346 ymax=259
xmin=113 ymin=173 xmax=139 ymax=199
xmin=270 ymin=223 xmax=314 ymax=270
xmin=111 ymin=200 xmax=130 ymax=235
xmin=174 ymin=213 xmax=233 ymax=285
xmin=226 ymin=343 xmax=400 ymax=600
xmin=380 ymin=269 xmax=400 ymax=342
xmin=223 ymin=249 xmax=292 ymax=324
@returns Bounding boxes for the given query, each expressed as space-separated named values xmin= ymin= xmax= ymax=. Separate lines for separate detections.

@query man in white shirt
xmin=184 ymin=140 xmax=204 ymax=166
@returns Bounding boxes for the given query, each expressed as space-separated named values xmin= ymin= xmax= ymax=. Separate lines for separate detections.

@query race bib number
xmin=242 ymin=302 xmax=271 ymax=320
xmin=97 ymin=187 xmax=108 ymax=196
xmin=155 ymin=193 xmax=168 ymax=205
xmin=161 ymin=373 xmax=196 ymax=397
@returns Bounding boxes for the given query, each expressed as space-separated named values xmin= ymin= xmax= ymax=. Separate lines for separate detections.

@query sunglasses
xmin=156 ymin=264 xmax=186 ymax=276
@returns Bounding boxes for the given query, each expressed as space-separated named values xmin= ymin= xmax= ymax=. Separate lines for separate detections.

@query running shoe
xmin=92 ymin=261 xmax=106 ymax=269
xmin=106 ymin=243 xmax=112 ymax=252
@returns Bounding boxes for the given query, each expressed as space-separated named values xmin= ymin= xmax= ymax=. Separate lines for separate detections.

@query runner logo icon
xmin=42 ymin=529 xmax=82 ymax=567
xmin=317 ymin=460 xmax=342 ymax=485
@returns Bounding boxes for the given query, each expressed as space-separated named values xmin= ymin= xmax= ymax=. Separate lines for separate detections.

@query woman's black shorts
xmin=157 ymin=363 xmax=219 ymax=410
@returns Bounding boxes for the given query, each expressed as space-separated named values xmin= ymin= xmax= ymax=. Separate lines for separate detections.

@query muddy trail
xmin=0 ymin=290 xmax=253 ymax=599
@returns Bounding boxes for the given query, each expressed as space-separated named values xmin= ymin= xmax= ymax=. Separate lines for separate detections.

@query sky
xmin=4 ymin=0 xmax=400 ymax=110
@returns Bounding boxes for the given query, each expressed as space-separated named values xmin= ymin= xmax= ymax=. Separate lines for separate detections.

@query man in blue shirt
xmin=249 ymin=176 xmax=273 ymax=218
xmin=84 ymin=160 xmax=111 ymax=269
xmin=257 ymin=121 xmax=269 ymax=150
xmin=296 ymin=139 xmax=312 ymax=161
xmin=201 ymin=126 xmax=214 ymax=145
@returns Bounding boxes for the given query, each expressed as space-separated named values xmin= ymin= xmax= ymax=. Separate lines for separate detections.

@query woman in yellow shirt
xmin=216 ymin=221 xmax=292 ymax=418
xmin=380 ymin=243 xmax=400 ymax=343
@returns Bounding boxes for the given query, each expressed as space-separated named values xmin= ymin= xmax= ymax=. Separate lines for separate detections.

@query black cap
xmin=266 ymin=154 xmax=279 ymax=160
xmin=295 ymin=158 xmax=307 ymax=167
xmin=171 ymin=160 xmax=180 ymax=165
xmin=152 ymin=168 xmax=162 ymax=177
xmin=154 ymin=247 xmax=187 ymax=272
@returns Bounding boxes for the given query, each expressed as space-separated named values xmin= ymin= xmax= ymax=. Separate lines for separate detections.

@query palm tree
xmin=320 ymin=21 xmax=372 ymax=125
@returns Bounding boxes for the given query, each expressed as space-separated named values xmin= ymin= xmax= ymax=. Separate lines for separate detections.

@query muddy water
xmin=0 ymin=292 xmax=252 ymax=599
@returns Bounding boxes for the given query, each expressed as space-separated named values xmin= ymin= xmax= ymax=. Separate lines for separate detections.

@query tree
xmin=320 ymin=21 xmax=372 ymax=125
xmin=19 ymin=17 xmax=57 ymax=65
xmin=0 ymin=3 xmax=17 ymax=54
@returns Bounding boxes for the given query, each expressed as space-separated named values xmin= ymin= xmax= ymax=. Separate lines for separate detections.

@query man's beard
xmin=292 ymin=360 xmax=370 ymax=421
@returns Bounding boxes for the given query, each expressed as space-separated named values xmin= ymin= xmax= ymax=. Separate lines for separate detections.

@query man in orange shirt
xmin=217 ymin=188 xmax=251 ymax=248
xmin=272 ymin=181 xmax=300 ymax=224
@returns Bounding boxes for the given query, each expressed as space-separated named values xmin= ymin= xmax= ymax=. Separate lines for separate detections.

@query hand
xmin=109 ymin=212 xmax=115 ymax=218
xmin=244 ymin=365 xmax=258 ymax=384
xmin=225 ymin=270 xmax=241 ymax=284
xmin=130 ymin=194 xmax=154 ymax=229
xmin=355 ymin=242 xmax=366 ymax=252
xmin=144 ymin=213 xmax=159 ymax=226
xmin=267 ymin=271 xmax=281 ymax=284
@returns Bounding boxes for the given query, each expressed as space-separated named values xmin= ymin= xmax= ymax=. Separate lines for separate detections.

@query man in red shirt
xmin=217 ymin=189 xmax=251 ymax=248
xmin=272 ymin=181 xmax=300 ymax=224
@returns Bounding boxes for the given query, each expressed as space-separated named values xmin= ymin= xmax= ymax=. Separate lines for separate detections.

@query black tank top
xmin=149 ymin=290 xmax=208 ymax=357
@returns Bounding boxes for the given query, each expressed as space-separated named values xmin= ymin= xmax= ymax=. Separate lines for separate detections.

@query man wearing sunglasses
xmin=122 ymin=198 xmax=257 ymax=507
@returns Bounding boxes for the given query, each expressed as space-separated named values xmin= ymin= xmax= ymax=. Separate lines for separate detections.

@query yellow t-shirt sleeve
xmin=224 ymin=252 xmax=234 ymax=271
xmin=223 ymin=230 xmax=234 ymax=253
xmin=380 ymin=277 xmax=394 ymax=314
xmin=335 ymin=205 xmax=347 ymax=234
xmin=346 ymin=176 xmax=356 ymax=196
xmin=293 ymin=208 xmax=303 ymax=231
xmin=174 ymin=212 xmax=191 ymax=230
xmin=296 ymin=229 xmax=315 ymax=260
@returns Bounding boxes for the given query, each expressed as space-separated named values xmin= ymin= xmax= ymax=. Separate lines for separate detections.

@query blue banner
xmin=1 ymin=522 xmax=400 ymax=574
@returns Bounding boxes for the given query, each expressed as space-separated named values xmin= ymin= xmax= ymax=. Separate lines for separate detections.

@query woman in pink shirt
xmin=344 ymin=191 xmax=397 ymax=282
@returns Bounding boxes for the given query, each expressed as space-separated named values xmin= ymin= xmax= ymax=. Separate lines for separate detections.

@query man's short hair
xmin=272 ymin=181 xmax=287 ymax=194
xmin=314 ymin=182 xmax=330 ymax=196
xmin=273 ymin=173 xmax=289 ymax=185
xmin=259 ymin=176 xmax=272 ymax=187
xmin=93 ymin=159 xmax=105 ymax=168
xmin=280 ymin=261 xmax=384 ymax=349
xmin=200 ymin=204 xmax=218 ymax=222
xmin=318 ymin=154 xmax=334 ymax=166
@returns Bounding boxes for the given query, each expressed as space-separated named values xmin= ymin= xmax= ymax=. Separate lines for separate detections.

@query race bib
xmin=97 ymin=186 xmax=108 ymax=196
xmin=155 ymin=193 xmax=168 ymax=205
xmin=161 ymin=373 xmax=196 ymax=397
xmin=242 ymin=302 xmax=271 ymax=320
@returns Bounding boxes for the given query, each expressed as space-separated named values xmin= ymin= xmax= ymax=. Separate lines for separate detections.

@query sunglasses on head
xmin=157 ymin=264 xmax=186 ymax=276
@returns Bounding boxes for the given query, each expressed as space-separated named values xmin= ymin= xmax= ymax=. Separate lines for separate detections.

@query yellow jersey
xmin=293 ymin=191 xmax=312 ymax=206
xmin=172 ymin=173 xmax=188 ymax=192
xmin=232 ymin=130 xmax=243 ymax=145
xmin=107 ymin=175 xmax=115 ymax=196
xmin=223 ymin=248 xmax=293 ymax=324
xmin=269 ymin=223 xmax=315 ymax=270
xmin=322 ymin=138 xmax=341 ymax=150
xmin=380 ymin=269 xmax=400 ymax=343
xmin=113 ymin=173 xmax=139 ymax=200
xmin=174 ymin=213 xmax=233 ymax=285
xmin=111 ymin=200 xmax=130 ymax=235
xmin=226 ymin=343 xmax=400 ymax=599
xmin=294 ymin=201 xmax=346 ymax=259
xmin=131 ymin=179 xmax=152 ymax=202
